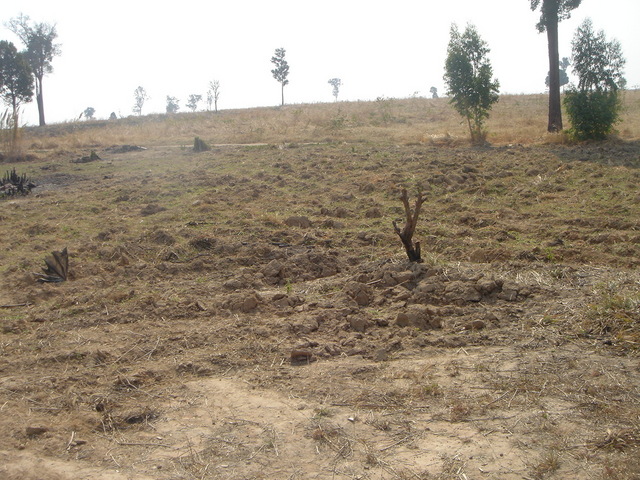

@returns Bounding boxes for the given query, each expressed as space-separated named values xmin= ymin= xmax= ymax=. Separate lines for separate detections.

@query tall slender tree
xmin=328 ymin=78 xmax=342 ymax=101
xmin=530 ymin=0 xmax=582 ymax=132
xmin=270 ymin=48 xmax=290 ymax=106
xmin=7 ymin=14 xmax=60 ymax=127
xmin=132 ymin=86 xmax=149 ymax=116
xmin=207 ymin=80 xmax=220 ymax=112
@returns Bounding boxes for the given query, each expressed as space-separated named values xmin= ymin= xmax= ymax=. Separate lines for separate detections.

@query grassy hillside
xmin=20 ymin=89 xmax=640 ymax=152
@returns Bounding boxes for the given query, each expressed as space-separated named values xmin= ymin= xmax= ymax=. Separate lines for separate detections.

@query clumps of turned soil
xmin=201 ymin=255 xmax=540 ymax=363
xmin=261 ymin=249 xmax=341 ymax=284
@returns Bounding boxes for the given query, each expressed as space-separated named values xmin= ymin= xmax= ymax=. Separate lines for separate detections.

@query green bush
xmin=564 ymin=89 xmax=622 ymax=140
xmin=564 ymin=19 xmax=626 ymax=141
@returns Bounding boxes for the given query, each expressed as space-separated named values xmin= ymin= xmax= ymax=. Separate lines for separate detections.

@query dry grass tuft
xmin=582 ymin=283 xmax=640 ymax=350
xmin=592 ymin=427 xmax=640 ymax=451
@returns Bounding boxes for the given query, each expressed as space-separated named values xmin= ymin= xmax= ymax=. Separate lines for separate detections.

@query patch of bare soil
xmin=1 ymin=141 xmax=639 ymax=479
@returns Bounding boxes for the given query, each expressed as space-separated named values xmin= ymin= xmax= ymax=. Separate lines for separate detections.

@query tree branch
xmin=393 ymin=189 xmax=428 ymax=262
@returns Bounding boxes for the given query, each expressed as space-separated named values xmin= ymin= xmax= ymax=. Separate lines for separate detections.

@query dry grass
xmin=14 ymin=90 xmax=640 ymax=154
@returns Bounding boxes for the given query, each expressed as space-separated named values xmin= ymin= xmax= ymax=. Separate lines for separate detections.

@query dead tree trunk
xmin=393 ymin=189 xmax=427 ymax=262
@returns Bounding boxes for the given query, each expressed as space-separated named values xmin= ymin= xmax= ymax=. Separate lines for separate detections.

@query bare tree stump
xmin=193 ymin=137 xmax=211 ymax=152
xmin=393 ymin=189 xmax=427 ymax=262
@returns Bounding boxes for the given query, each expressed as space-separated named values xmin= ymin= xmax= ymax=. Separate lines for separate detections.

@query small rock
xmin=395 ymin=304 xmax=441 ymax=330
xmin=475 ymin=278 xmax=503 ymax=296
xmin=375 ymin=318 xmax=389 ymax=327
xmin=497 ymin=282 xmax=519 ymax=301
xmin=262 ymin=259 xmax=285 ymax=279
xmin=240 ymin=294 xmax=260 ymax=312
xmin=393 ymin=271 xmax=414 ymax=285
xmin=324 ymin=344 xmax=342 ymax=356
xmin=140 ymin=204 xmax=166 ymax=216
xmin=444 ymin=281 xmax=482 ymax=303
xmin=344 ymin=282 xmax=373 ymax=306
xmin=464 ymin=320 xmax=486 ymax=331
xmin=290 ymin=349 xmax=314 ymax=364
xmin=26 ymin=426 xmax=48 ymax=437
xmin=364 ymin=207 xmax=383 ymax=218
xmin=333 ymin=207 xmax=349 ymax=218
xmin=284 ymin=216 xmax=312 ymax=228
xmin=321 ymin=219 xmax=344 ymax=229
xmin=348 ymin=315 xmax=371 ymax=332
xmin=291 ymin=317 xmax=319 ymax=334
xmin=372 ymin=348 xmax=389 ymax=362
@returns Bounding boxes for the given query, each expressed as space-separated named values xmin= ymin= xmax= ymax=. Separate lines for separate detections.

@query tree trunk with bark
xmin=546 ymin=8 xmax=562 ymax=132
xmin=36 ymin=75 xmax=45 ymax=126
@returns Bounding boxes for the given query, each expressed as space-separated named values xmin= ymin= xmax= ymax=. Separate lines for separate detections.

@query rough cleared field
xmin=1 ymin=96 xmax=640 ymax=479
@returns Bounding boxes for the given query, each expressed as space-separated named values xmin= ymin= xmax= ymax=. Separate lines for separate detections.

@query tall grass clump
xmin=0 ymin=109 xmax=24 ymax=160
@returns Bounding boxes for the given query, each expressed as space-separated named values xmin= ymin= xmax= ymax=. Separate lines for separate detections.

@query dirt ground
xmin=1 ymin=139 xmax=639 ymax=479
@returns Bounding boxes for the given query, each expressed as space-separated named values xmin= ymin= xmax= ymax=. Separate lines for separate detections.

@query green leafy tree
xmin=271 ymin=48 xmax=289 ymax=106
xmin=564 ymin=18 xmax=626 ymax=140
xmin=530 ymin=0 xmax=582 ymax=132
xmin=166 ymin=96 xmax=179 ymax=114
xmin=186 ymin=94 xmax=202 ymax=112
xmin=132 ymin=86 xmax=148 ymax=116
xmin=328 ymin=78 xmax=342 ymax=101
xmin=0 ymin=40 xmax=34 ymax=144
xmin=83 ymin=107 xmax=95 ymax=120
xmin=429 ymin=86 xmax=439 ymax=98
xmin=443 ymin=24 xmax=500 ymax=144
xmin=7 ymin=14 xmax=60 ymax=127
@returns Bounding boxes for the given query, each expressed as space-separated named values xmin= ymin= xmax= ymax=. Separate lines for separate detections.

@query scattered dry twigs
xmin=591 ymin=428 xmax=640 ymax=451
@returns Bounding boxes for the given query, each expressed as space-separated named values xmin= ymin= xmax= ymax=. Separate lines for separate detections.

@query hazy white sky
xmin=2 ymin=0 xmax=639 ymax=125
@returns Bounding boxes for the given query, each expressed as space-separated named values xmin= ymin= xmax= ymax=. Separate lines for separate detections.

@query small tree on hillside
xmin=0 ymin=40 xmax=34 ymax=148
xmin=328 ymin=78 xmax=342 ymax=101
xmin=564 ymin=18 xmax=626 ymax=140
xmin=207 ymin=80 xmax=220 ymax=112
xmin=132 ymin=86 xmax=148 ymax=116
xmin=83 ymin=107 xmax=95 ymax=119
xmin=166 ymin=96 xmax=179 ymax=114
xmin=429 ymin=86 xmax=439 ymax=98
xmin=545 ymin=57 xmax=570 ymax=91
xmin=443 ymin=24 xmax=500 ymax=144
xmin=7 ymin=14 xmax=60 ymax=127
xmin=271 ymin=48 xmax=289 ymax=106
xmin=186 ymin=94 xmax=202 ymax=112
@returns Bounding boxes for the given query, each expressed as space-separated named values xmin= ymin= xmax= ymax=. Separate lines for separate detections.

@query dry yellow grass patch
xmin=14 ymin=90 xmax=640 ymax=155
